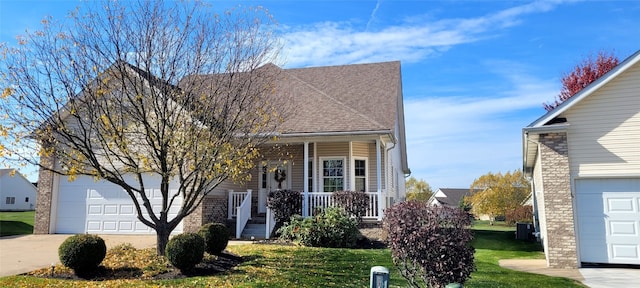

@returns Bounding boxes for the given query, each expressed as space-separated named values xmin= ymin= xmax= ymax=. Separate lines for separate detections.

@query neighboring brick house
xmin=523 ymin=50 xmax=640 ymax=268
xmin=35 ymin=61 xmax=411 ymax=238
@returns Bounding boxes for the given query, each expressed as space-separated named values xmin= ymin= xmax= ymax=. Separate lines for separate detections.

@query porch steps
xmin=239 ymin=215 xmax=267 ymax=239
xmin=240 ymin=223 xmax=266 ymax=239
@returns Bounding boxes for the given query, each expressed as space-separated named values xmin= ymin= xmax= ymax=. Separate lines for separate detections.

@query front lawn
xmin=0 ymin=220 xmax=585 ymax=287
xmin=0 ymin=210 xmax=35 ymax=236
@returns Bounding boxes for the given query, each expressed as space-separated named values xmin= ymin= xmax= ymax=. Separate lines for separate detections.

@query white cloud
xmin=279 ymin=1 xmax=563 ymax=67
xmin=404 ymin=66 xmax=558 ymax=189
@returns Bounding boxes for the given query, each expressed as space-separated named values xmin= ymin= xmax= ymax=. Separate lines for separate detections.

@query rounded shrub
xmin=165 ymin=233 xmax=205 ymax=272
xmin=198 ymin=223 xmax=230 ymax=255
xmin=58 ymin=234 xmax=107 ymax=276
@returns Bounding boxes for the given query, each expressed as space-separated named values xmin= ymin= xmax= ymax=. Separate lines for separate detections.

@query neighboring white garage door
xmin=55 ymin=175 xmax=183 ymax=234
xmin=576 ymin=178 xmax=640 ymax=265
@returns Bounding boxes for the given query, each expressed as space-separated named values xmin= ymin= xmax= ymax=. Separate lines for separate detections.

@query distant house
xmin=523 ymin=50 xmax=640 ymax=268
xmin=0 ymin=169 xmax=37 ymax=211
xmin=428 ymin=188 xmax=473 ymax=208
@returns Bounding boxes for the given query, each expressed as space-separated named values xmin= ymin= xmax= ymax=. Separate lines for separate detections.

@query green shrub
xmin=165 ymin=233 xmax=205 ymax=272
xmin=199 ymin=223 xmax=230 ymax=255
xmin=58 ymin=234 xmax=107 ymax=276
xmin=278 ymin=206 xmax=360 ymax=248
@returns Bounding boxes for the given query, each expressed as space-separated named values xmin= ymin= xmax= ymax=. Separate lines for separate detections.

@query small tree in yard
xmin=465 ymin=170 xmax=530 ymax=225
xmin=0 ymin=0 xmax=285 ymax=255
xmin=383 ymin=201 xmax=475 ymax=288
xmin=405 ymin=177 xmax=433 ymax=202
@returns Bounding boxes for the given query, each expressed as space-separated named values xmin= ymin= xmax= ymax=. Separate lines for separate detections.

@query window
xmin=354 ymin=159 xmax=366 ymax=192
xmin=307 ymin=160 xmax=314 ymax=192
xmin=322 ymin=158 xmax=344 ymax=192
xmin=5 ymin=197 xmax=15 ymax=205
xmin=261 ymin=165 xmax=267 ymax=189
xmin=25 ymin=197 xmax=29 ymax=202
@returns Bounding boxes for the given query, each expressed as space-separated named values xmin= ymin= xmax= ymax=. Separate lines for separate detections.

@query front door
xmin=258 ymin=161 xmax=290 ymax=213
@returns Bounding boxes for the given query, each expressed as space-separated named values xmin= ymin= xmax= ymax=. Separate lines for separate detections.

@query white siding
xmin=0 ymin=172 xmax=37 ymax=211
xmin=532 ymin=151 xmax=550 ymax=264
xmin=562 ymin=63 xmax=640 ymax=178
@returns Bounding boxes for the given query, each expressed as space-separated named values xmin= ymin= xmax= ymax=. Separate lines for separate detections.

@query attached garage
xmin=53 ymin=175 xmax=183 ymax=234
xmin=576 ymin=178 xmax=640 ymax=265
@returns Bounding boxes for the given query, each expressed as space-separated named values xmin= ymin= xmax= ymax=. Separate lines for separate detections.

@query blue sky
xmin=1 ymin=0 xmax=639 ymax=189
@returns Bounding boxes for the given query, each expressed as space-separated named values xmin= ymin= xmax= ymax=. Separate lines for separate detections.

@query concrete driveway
xmin=500 ymin=259 xmax=640 ymax=288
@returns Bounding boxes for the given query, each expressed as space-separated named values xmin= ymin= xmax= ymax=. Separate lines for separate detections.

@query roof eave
xmin=522 ymin=123 xmax=570 ymax=176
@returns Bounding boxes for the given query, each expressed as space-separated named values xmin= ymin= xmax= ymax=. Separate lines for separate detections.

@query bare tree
xmin=0 ymin=0 xmax=284 ymax=255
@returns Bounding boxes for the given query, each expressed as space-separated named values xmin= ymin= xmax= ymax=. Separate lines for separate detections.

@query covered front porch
xmin=227 ymin=138 xmax=392 ymax=239
xmin=228 ymin=189 xmax=383 ymax=239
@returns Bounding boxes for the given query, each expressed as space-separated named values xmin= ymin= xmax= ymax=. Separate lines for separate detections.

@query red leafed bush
xmin=267 ymin=189 xmax=303 ymax=225
xmin=331 ymin=190 xmax=369 ymax=223
xmin=505 ymin=205 xmax=533 ymax=225
xmin=383 ymin=202 xmax=475 ymax=288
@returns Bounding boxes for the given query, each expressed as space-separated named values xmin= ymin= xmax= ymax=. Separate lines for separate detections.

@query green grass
xmin=0 ymin=210 xmax=35 ymax=236
xmin=0 ymin=219 xmax=585 ymax=287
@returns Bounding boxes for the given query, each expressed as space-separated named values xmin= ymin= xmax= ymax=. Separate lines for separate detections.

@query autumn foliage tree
xmin=0 ymin=1 xmax=284 ymax=255
xmin=544 ymin=51 xmax=619 ymax=111
xmin=405 ymin=176 xmax=434 ymax=202
xmin=464 ymin=170 xmax=530 ymax=225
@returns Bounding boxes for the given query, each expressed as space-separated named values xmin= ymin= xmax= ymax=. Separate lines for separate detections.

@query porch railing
xmin=306 ymin=192 xmax=380 ymax=220
xmin=228 ymin=190 xmax=251 ymax=219
xmin=233 ymin=189 xmax=252 ymax=239
xmin=266 ymin=207 xmax=276 ymax=239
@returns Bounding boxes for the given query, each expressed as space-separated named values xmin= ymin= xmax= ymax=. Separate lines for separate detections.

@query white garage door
xmin=576 ymin=178 xmax=640 ymax=265
xmin=55 ymin=175 xmax=183 ymax=234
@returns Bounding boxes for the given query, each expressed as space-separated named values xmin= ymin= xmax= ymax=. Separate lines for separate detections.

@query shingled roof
xmin=279 ymin=61 xmax=401 ymax=135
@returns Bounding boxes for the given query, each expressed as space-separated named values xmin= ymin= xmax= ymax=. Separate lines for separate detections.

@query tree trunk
xmin=156 ymin=224 xmax=171 ymax=256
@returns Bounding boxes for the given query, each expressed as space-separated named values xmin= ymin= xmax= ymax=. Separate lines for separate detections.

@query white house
xmin=0 ymin=169 xmax=37 ymax=211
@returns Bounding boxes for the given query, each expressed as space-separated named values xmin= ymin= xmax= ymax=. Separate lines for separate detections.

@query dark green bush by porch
xmin=278 ymin=206 xmax=360 ymax=248
xmin=199 ymin=222 xmax=230 ymax=255
xmin=58 ymin=234 xmax=107 ymax=276
xmin=165 ymin=233 xmax=205 ymax=272
xmin=332 ymin=190 xmax=369 ymax=223
xmin=267 ymin=189 xmax=302 ymax=225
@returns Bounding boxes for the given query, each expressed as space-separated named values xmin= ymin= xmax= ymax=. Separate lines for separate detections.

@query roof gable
xmin=431 ymin=188 xmax=477 ymax=207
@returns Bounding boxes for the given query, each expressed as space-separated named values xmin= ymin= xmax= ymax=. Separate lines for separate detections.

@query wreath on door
xmin=274 ymin=168 xmax=286 ymax=189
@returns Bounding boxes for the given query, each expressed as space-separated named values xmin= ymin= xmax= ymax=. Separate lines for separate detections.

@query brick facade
xmin=34 ymin=154 xmax=55 ymax=234
xmin=183 ymin=194 xmax=229 ymax=233
xmin=539 ymin=132 xmax=578 ymax=268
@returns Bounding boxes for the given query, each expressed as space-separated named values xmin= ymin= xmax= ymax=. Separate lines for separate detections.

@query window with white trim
xmin=354 ymin=158 xmax=367 ymax=192
xmin=5 ymin=197 xmax=15 ymax=205
xmin=321 ymin=158 xmax=344 ymax=192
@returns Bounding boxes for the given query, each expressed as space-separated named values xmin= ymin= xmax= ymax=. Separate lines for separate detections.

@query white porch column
xmin=376 ymin=139 xmax=383 ymax=220
xmin=303 ymin=141 xmax=309 ymax=217
xmin=349 ymin=141 xmax=354 ymax=190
